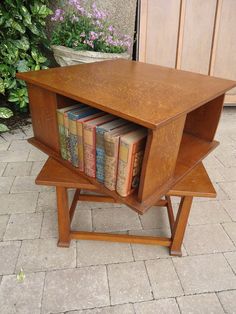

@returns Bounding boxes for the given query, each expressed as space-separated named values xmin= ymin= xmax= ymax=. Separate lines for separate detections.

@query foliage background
xmin=0 ymin=0 xmax=52 ymax=114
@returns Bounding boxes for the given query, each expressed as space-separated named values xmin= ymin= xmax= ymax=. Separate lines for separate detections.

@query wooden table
xmin=36 ymin=157 xmax=216 ymax=256
xmin=16 ymin=59 xmax=236 ymax=214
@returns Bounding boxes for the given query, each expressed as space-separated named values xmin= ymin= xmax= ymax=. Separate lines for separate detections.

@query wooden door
xmin=138 ymin=0 xmax=236 ymax=104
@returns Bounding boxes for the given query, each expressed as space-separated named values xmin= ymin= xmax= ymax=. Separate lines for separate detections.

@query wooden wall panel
xmin=145 ymin=0 xmax=181 ymax=67
xmin=138 ymin=0 xmax=236 ymax=104
xmin=180 ymin=0 xmax=217 ymax=74
xmin=212 ymin=0 xmax=236 ymax=98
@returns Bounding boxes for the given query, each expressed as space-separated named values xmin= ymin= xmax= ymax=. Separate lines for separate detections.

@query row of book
xmin=57 ymin=103 xmax=147 ymax=197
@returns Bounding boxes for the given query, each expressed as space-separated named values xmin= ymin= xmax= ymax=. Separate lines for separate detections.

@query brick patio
xmin=0 ymin=107 xmax=235 ymax=314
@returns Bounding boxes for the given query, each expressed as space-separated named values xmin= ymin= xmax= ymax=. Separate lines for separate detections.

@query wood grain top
xmin=17 ymin=59 xmax=236 ymax=129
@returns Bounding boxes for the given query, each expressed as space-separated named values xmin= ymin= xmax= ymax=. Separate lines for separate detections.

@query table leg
xmin=170 ymin=196 xmax=193 ymax=256
xmin=56 ymin=186 xmax=71 ymax=247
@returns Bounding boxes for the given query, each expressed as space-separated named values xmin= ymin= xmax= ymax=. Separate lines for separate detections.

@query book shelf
xmin=17 ymin=59 xmax=236 ymax=214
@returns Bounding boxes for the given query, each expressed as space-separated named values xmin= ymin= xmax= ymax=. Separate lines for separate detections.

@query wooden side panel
xmin=213 ymin=0 xmax=236 ymax=96
xmin=138 ymin=115 xmax=186 ymax=201
xmin=180 ymin=0 xmax=217 ymax=74
xmin=27 ymin=84 xmax=61 ymax=152
xmin=145 ymin=0 xmax=181 ymax=67
xmin=184 ymin=94 xmax=225 ymax=141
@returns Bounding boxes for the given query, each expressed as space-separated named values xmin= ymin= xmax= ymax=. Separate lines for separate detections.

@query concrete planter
xmin=51 ymin=45 xmax=130 ymax=66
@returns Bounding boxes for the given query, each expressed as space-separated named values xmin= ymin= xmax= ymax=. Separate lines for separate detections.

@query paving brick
xmin=177 ymin=293 xmax=224 ymax=314
xmin=42 ymin=266 xmax=109 ymax=313
xmin=145 ymin=259 xmax=183 ymax=299
xmin=130 ymin=228 xmax=173 ymax=260
xmin=0 ymin=215 xmax=9 ymax=240
xmin=3 ymin=161 xmax=32 ymax=177
xmin=71 ymin=209 xmax=93 ymax=231
xmin=221 ymin=200 xmax=236 ymax=221
xmin=173 ymin=254 xmax=236 ymax=294
xmin=28 ymin=148 xmax=48 ymax=161
xmin=2 ymin=129 xmax=26 ymax=141
xmin=0 ymin=150 xmax=29 ymax=162
xmin=0 ymin=176 xmax=14 ymax=193
xmin=0 ymin=241 xmax=21 ymax=275
xmin=0 ymin=272 xmax=45 ymax=314
xmin=77 ymin=240 xmax=133 ymax=266
xmin=184 ymin=224 xmax=235 ymax=255
xmin=30 ymin=161 xmax=44 ymax=176
xmin=16 ymin=238 xmax=76 ymax=272
xmin=188 ymin=201 xmax=231 ymax=225
xmin=0 ymin=141 xmax=9 ymax=151
xmin=0 ymin=162 xmax=7 ymax=176
xmin=134 ymin=298 xmax=180 ymax=314
xmin=222 ymin=222 xmax=236 ymax=245
xmin=219 ymin=182 xmax=236 ymax=200
xmin=8 ymin=139 xmax=31 ymax=151
xmin=139 ymin=206 xmax=170 ymax=230
xmin=92 ymin=207 xmax=141 ymax=232
xmin=37 ymin=191 xmax=57 ymax=212
xmin=224 ymin=252 xmax=236 ymax=273
xmin=4 ymin=213 xmax=43 ymax=240
xmin=218 ymin=290 xmax=236 ymax=314
xmin=0 ymin=192 xmax=38 ymax=214
xmin=11 ymin=176 xmax=53 ymax=193
xmin=41 ymin=210 xmax=92 ymax=239
xmin=108 ymin=261 xmax=152 ymax=305
xmin=67 ymin=303 xmax=135 ymax=314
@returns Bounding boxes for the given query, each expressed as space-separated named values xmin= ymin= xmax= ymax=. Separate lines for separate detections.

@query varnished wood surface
xmin=36 ymin=156 xmax=216 ymax=202
xmin=30 ymin=135 xmax=216 ymax=213
xmin=16 ymin=59 xmax=236 ymax=129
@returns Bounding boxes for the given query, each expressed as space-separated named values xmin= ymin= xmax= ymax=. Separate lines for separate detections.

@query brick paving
xmin=0 ymin=107 xmax=235 ymax=313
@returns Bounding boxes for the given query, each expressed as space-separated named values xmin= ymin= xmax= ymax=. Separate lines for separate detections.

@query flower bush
xmin=51 ymin=0 xmax=132 ymax=54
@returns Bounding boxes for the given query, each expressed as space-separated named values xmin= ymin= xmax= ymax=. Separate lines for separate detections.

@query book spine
xmin=116 ymin=140 xmax=131 ymax=197
xmin=77 ymin=120 xmax=85 ymax=171
xmin=57 ymin=111 xmax=67 ymax=160
xmin=96 ymin=128 xmax=106 ymax=182
xmin=104 ymin=135 xmax=119 ymax=190
xmin=84 ymin=125 xmax=96 ymax=177
xmin=64 ymin=113 xmax=71 ymax=161
xmin=69 ymin=119 xmax=78 ymax=167
xmin=126 ymin=138 xmax=146 ymax=195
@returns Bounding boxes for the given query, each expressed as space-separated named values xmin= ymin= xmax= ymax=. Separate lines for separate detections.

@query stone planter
xmin=51 ymin=45 xmax=130 ymax=66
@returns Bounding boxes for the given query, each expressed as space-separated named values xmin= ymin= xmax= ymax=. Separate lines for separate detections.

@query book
xmin=96 ymin=118 xmax=128 ymax=183
xmin=116 ymin=128 xmax=147 ymax=197
xmin=77 ymin=111 xmax=105 ymax=171
xmin=104 ymin=124 xmax=137 ymax=191
xmin=64 ymin=105 xmax=86 ymax=161
xmin=68 ymin=107 xmax=100 ymax=167
xmin=57 ymin=104 xmax=83 ymax=160
xmin=83 ymin=114 xmax=116 ymax=177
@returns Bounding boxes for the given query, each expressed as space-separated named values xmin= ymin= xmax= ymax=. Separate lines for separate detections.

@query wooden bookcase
xmin=17 ymin=59 xmax=236 ymax=214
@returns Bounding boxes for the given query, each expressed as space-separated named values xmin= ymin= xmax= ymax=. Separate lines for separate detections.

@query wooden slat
xmin=212 ymin=0 xmax=236 ymax=98
xmin=70 ymin=231 xmax=171 ymax=246
xmin=180 ymin=0 xmax=217 ymax=74
xmin=138 ymin=0 xmax=148 ymax=62
xmin=145 ymin=0 xmax=181 ymax=67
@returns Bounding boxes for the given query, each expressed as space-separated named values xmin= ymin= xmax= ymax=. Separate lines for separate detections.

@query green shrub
xmin=0 ymin=0 xmax=52 ymax=112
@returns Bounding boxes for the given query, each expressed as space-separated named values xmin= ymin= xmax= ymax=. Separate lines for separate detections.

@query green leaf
xmin=17 ymin=268 xmax=25 ymax=283
xmin=17 ymin=60 xmax=30 ymax=72
xmin=38 ymin=56 xmax=47 ymax=63
xmin=0 ymin=123 xmax=9 ymax=133
xmin=0 ymin=78 xmax=5 ymax=94
xmin=30 ymin=23 xmax=40 ymax=36
xmin=20 ymin=6 xmax=31 ymax=25
xmin=0 ymin=107 xmax=13 ymax=119
xmin=11 ymin=20 xmax=25 ymax=34
xmin=14 ymin=37 xmax=30 ymax=51
xmin=8 ymin=91 xmax=19 ymax=102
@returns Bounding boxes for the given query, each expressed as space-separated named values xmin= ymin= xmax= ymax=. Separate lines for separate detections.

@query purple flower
xmin=89 ymin=31 xmax=99 ymax=41
xmin=92 ymin=2 xmax=107 ymax=20
xmin=51 ymin=9 xmax=64 ymax=21
xmin=84 ymin=39 xmax=94 ymax=49
xmin=108 ymin=25 xmax=114 ymax=33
